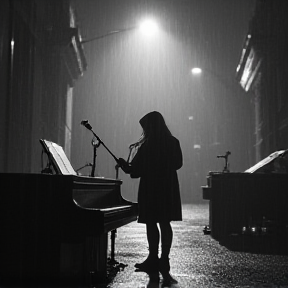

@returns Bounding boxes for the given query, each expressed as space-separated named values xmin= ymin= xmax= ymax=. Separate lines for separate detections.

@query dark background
xmin=71 ymin=0 xmax=256 ymax=202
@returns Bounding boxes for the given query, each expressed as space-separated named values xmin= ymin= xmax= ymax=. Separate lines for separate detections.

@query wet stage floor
xmin=101 ymin=204 xmax=288 ymax=288
xmin=4 ymin=204 xmax=288 ymax=288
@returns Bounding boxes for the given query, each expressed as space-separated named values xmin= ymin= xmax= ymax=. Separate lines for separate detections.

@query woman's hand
xmin=117 ymin=158 xmax=132 ymax=174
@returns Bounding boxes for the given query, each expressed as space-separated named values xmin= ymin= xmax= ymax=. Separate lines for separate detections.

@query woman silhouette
xmin=118 ymin=111 xmax=183 ymax=283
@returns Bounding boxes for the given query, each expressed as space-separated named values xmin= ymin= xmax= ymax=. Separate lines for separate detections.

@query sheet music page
xmin=245 ymin=150 xmax=285 ymax=173
xmin=44 ymin=140 xmax=77 ymax=175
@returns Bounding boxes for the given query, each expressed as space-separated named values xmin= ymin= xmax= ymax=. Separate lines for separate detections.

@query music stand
xmin=39 ymin=139 xmax=77 ymax=175
xmin=245 ymin=150 xmax=286 ymax=173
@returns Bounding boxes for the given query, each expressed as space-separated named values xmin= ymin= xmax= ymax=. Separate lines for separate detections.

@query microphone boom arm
xmin=81 ymin=120 xmax=119 ymax=163
xmin=92 ymin=130 xmax=119 ymax=163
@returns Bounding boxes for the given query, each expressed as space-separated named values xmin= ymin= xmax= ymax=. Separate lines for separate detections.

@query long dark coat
xmin=130 ymin=113 xmax=183 ymax=223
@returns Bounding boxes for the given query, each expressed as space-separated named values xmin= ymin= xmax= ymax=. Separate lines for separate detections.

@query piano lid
xmin=245 ymin=149 xmax=288 ymax=173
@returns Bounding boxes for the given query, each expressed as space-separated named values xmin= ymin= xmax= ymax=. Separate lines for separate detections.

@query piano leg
xmin=60 ymin=242 xmax=85 ymax=283
xmin=60 ymin=234 xmax=109 ymax=285
xmin=85 ymin=233 xmax=108 ymax=285
xmin=109 ymin=229 xmax=118 ymax=264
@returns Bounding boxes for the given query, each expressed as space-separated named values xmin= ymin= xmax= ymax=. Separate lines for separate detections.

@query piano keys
xmin=1 ymin=173 xmax=138 ymax=286
xmin=202 ymin=150 xmax=288 ymax=254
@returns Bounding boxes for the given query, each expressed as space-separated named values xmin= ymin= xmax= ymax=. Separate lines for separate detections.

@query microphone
xmin=81 ymin=120 xmax=92 ymax=130
xmin=217 ymin=151 xmax=231 ymax=159
xmin=217 ymin=155 xmax=225 ymax=159
xmin=129 ymin=142 xmax=140 ymax=149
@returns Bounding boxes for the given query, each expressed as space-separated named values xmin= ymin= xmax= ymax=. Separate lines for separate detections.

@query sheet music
xmin=245 ymin=150 xmax=286 ymax=173
xmin=40 ymin=139 xmax=77 ymax=175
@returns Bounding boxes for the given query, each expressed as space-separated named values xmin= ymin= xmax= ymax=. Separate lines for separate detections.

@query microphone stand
xmin=75 ymin=162 xmax=92 ymax=174
xmin=217 ymin=151 xmax=231 ymax=173
xmin=91 ymin=138 xmax=100 ymax=177
xmin=81 ymin=120 xmax=120 ymax=179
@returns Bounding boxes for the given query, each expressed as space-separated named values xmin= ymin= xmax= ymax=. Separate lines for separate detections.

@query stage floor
xmin=104 ymin=203 xmax=288 ymax=288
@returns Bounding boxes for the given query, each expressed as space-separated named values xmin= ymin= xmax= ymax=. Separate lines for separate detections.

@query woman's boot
xmin=159 ymin=257 xmax=177 ymax=285
xmin=135 ymin=223 xmax=159 ymax=273
xmin=134 ymin=255 xmax=159 ymax=273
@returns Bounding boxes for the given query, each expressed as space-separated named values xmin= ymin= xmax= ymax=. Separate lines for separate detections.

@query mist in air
xmin=72 ymin=0 xmax=255 ymax=203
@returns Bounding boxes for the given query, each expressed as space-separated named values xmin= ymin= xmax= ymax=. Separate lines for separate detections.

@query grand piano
xmin=202 ymin=150 xmax=288 ymax=254
xmin=1 ymin=140 xmax=138 ymax=286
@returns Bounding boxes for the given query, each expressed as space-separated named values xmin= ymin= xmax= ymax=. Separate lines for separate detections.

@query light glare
xmin=139 ymin=19 xmax=158 ymax=36
xmin=191 ymin=67 xmax=202 ymax=75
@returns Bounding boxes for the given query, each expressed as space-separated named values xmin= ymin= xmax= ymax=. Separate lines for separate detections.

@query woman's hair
xmin=139 ymin=111 xmax=172 ymax=141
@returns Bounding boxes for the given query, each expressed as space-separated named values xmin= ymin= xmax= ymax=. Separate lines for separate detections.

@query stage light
xmin=191 ymin=67 xmax=202 ymax=75
xmin=139 ymin=19 xmax=159 ymax=36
